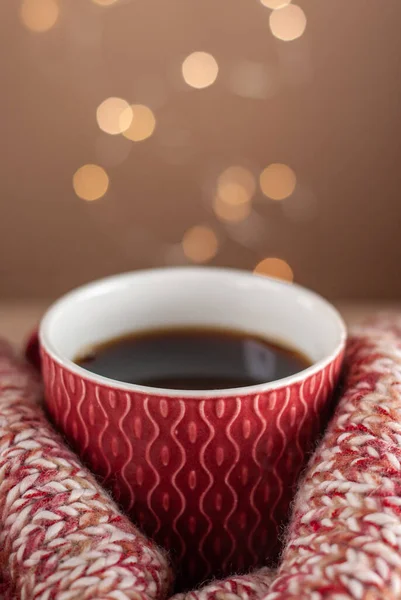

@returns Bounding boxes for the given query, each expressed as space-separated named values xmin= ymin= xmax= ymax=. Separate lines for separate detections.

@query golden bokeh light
xmin=182 ymin=52 xmax=219 ymax=89
xmin=254 ymin=258 xmax=294 ymax=282
xmin=260 ymin=163 xmax=296 ymax=200
xmin=122 ymin=105 xmax=156 ymax=142
xmin=261 ymin=0 xmax=291 ymax=8
xmin=20 ymin=0 xmax=59 ymax=33
xmin=217 ymin=166 xmax=256 ymax=206
xmin=73 ymin=164 xmax=109 ymax=201
xmin=213 ymin=196 xmax=251 ymax=223
xmin=96 ymin=97 xmax=132 ymax=135
xmin=182 ymin=226 xmax=218 ymax=263
xmin=92 ymin=0 xmax=119 ymax=5
xmin=269 ymin=4 xmax=306 ymax=41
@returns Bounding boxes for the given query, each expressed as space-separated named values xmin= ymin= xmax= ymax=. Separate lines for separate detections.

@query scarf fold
xmin=0 ymin=340 xmax=172 ymax=600
xmin=1 ymin=316 xmax=401 ymax=599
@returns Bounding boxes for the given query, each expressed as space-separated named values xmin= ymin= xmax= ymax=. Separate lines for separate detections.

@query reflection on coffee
xmin=75 ymin=327 xmax=311 ymax=390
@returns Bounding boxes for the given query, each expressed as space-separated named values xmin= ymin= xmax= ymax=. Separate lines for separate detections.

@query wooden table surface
xmin=1 ymin=301 xmax=401 ymax=348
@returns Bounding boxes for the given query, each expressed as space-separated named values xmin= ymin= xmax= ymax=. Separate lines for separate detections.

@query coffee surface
xmin=75 ymin=327 xmax=311 ymax=390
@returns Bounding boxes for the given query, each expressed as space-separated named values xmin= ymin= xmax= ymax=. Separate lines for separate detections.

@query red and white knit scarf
xmin=1 ymin=316 xmax=401 ymax=599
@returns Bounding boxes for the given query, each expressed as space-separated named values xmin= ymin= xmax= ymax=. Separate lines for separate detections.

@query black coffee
xmin=75 ymin=327 xmax=311 ymax=390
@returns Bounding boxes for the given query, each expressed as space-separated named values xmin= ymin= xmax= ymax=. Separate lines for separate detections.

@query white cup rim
xmin=39 ymin=267 xmax=347 ymax=398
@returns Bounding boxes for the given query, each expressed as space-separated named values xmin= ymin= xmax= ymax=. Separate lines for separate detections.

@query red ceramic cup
xmin=35 ymin=268 xmax=346 ymax=589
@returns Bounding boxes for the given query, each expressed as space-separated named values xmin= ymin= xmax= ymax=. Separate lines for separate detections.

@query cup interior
xmin=40 ymin=267 xmax=346 ymax=394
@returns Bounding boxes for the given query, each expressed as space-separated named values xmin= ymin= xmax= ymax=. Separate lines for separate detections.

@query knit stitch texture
xmin=2 ymin=316 xmax=401 ymax=599
xmin=0 ymin=340 xmax=172 ymax=600
xmin=174 ymin=317 xmax=401 ymax=600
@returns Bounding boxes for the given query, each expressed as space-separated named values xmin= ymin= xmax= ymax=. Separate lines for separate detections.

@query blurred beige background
xmin=1 ymin=0 xmax=401 ymax=302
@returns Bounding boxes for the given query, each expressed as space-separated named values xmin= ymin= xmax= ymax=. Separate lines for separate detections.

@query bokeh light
xmin=182 ymin=226 xmax=218 ymax=263
xmin=122 ymin=105 xmax=156 ymax=142
xmin=20 ymin=0 xmax=59 ymax=32
xmin=92 ymin=0 xmax=119 ymax=5
xmin=269 ymin=4 xmax=306 ymax=41
xmin=261 ymin=0 xmax=291 ymax=8
xmin=96 ymin=97 xmax=132 ymax=135
xmin=182 ymin=52 xmax=219 ymax=89
xmin=217 ymin=166 xmax=256 ymax=206
xmin=259 ymin=163 xmax=296 ymax=200
xmin=213 ymin=196 xmax=251 ymax=223
xmin=254 ymin=258 xmax=294 ymax=282
xmin=73 ymin=164 xmax=109 ymax=201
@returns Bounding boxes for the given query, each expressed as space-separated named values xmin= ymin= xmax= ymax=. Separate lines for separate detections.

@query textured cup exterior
xmin=41 ymin=349 xmax=343 ymax=589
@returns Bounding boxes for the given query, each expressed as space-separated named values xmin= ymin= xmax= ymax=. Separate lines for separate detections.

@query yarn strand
xmin=0 ymin=341 xmax=173 ymax=600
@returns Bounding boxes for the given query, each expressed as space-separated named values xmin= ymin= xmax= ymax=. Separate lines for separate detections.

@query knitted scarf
xmin=1 ymin=316 xmax=401 ymax=599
